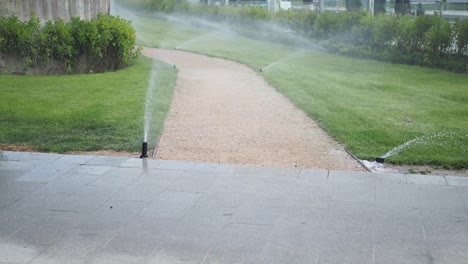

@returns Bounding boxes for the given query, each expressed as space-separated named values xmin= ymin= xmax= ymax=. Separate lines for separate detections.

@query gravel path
xmin=143 ymin=48 xmax=362 ymax=170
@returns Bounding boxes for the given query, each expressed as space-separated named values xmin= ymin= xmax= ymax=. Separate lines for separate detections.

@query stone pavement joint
xmin=1 ymin=151 xmax=468 ymax=264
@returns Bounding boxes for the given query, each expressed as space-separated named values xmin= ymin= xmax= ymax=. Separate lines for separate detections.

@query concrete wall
xmin=0 ymin=0 xmax=111 ymax=21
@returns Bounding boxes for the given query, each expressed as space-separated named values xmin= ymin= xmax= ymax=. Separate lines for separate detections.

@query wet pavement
xmin=1 ymin=150 xmax=468 ymax=264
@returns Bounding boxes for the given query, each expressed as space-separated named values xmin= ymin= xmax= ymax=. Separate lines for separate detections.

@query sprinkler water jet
xmin=140 ymin=142 xmax=148 ymax=158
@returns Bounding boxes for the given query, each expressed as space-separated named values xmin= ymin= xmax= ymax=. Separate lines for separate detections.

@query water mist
xmin=141 ymin=61 xmax=158 ymax=158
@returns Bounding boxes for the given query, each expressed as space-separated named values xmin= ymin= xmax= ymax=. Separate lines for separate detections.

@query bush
xmin=113 ymin=0 xmax=467 ymax=73
xmin=0 ymin=14 xmax=140 ymax=74
xmin=351 ymin=13 xmax=375 ymax=46
xmin=423 ymin=15 xmax=453 ymax=57
xmin=372 ymin=14 xmax=398 ymax=54
xmin=275 ymin=10 xmax=317 ymax=36
xmin=314 ymin=11 xmax=367 ymax=39
xmin=454 ymin=19 xmax=468 ymax=56
xmin=42 ymin=19 xmax=75 ymax=71
xmin=341 ymin=13 xmax=466 ymax=71
xmin=92 ymin=14 xmax=141 ymax=71
xmin=116 ymin=0 xmax=177 ymax=12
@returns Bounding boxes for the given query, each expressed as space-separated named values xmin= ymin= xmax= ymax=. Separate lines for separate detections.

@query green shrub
xmin=69 ymin=17 xmax=99 ymax=62
xmin=42 ymin=19 xmax=74 ymax=71
xmin=0 ymin=14 xmax=140 ymax=74
xmin=117 ymin=0 xmax=177 ymax=12
xmin=372 ymin=14 xmax=398 ymax=53
xmin=343 ymin=13 xmax=466 ymax=71
xmin=411 ymin=15 xmax=434 ymax=52
xmin=275 ymin=10 xmax=317 ymax=36
xmin=423 ymin=15 xmax=452 ymax=56
xmin=92 ymin=14 xmax=140 ymax=71
xmin=314 ymin=11 xmax=367 ymax=39
xmin=351 ymin=13 xmax=375 ymax=46
xmin=314 ymin=12 xmax=340 ymax=38
xmin=0 ymin=16 xmax=24 ymax=54
xmin=113 ymin=0 xmax=466 ymax=73
xmin=454 ymin=19 xmax=468 ymax=56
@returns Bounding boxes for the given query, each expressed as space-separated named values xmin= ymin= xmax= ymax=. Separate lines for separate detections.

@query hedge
xmin=0 ymin=14 xmax=140 ymax=74
xmin=340 ymin=14 xmax=468 ymax=72
xmin=115 ymin=0 xmax=468 ymax=72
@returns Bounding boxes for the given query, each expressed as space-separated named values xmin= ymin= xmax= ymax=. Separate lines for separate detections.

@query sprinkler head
xmin=259 ymin=68 xmax=262 ymax=72
xmin=173 ymin=65 xmax=176 ymax=68
xmin=140 ymin=142 xmax=148 ymax=159
xmin=375 ymin=157 xmax=385 ymax=164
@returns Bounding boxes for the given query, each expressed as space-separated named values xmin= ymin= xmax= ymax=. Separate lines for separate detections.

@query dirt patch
xmin=381 ymin=164 xmax=468 ymax=177
xmin=143 ymin=48 xmax=364 ymax=170
xmin=0 ymin=144 xmax=37 ymax=152
xmin=0 ymin=145 xmax=137 ymax=158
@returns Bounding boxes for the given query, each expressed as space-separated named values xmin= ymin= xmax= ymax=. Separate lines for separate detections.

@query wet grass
xmin=3 ymin=12 xmax=466 ymax=168
xmin=129 ymin=15 xmax=468 ymax=168
xmin=0 ymin=57 xmax=177 ymax=153
xmin=262 ymin=53 xmax=468 ymax=168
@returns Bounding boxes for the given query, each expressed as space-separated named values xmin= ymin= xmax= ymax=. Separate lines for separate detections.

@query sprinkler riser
xmin=140 ymin=142 xmax=148 ymax=159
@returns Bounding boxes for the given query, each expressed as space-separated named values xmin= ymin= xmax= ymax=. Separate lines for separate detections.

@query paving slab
xmin=68 ymin=165 xmax=113 ymax=176
xmin=1 ymin=151 xmax=468 ymax=264
xmin=0 ymin=179 xmax=45 ymax=209
xmin=148 ymin=236 xmax=214 ymax=264
xmin=374 ymin=241 xmax=432 ymax=264
xmin=0 ymin=241 xmax=45 ymax=264
xmin=15 ymin=163 xmax=77 ymax=183
xmin=120 ymin=158 xmax=160 ymax=169
xmin=457 ymin=187 xmax=468 ymax=210
xmin=139 ymin=190 xmax=201 ymax=219
xmin=406 ymin=174 xmax=447 ymax=185
xmin=446 ymin=175 xmax=468 ymax=187
xmin=85 ymin=156 xmax=129 ymax=167
xmin=203 ymin=223 xmax=274 ymax=264
xmin=113 ymin=177 xmax=173 ymax=202
xmin=418 ymin=185 xmax=466 ymax=210
xmin=55 ymin=155 xmax=96 ymax=165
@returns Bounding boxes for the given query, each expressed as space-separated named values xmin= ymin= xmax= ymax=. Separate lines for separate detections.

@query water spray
xmin=140 ymin=142 xmax=148 ymax=158
xmin=141 ymin=61 xmax=158 ymax=159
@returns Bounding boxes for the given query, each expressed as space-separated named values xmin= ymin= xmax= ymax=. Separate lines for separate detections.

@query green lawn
xmin=0 ymin=57 xmax=176 ymax=153
xmin=131 ymin=14 xmax=467 ymax=168
xmin=1 ymin=13 xmax=467 ymax=168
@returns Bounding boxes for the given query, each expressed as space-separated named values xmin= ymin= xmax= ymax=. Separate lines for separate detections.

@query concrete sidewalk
xmin=1 ymin=151 xmax=467 ymax=264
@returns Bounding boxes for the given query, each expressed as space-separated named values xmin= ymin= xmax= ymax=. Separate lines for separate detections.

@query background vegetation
xmin=115 ymin=0 xmax=468 ymax=72
xmin=0 ymin=14 xmax=140 ymax=74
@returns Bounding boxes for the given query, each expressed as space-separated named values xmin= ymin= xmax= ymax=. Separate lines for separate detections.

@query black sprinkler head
xmin=375 ymin=157 xmax=385 ymax=164
xmin=140 ymin=142 xmax=148 ymax=159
